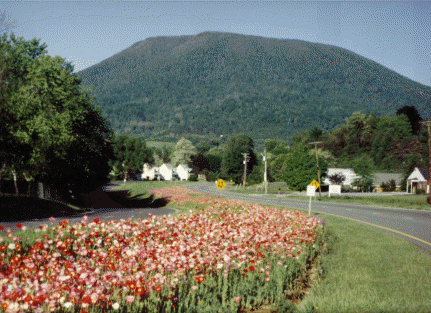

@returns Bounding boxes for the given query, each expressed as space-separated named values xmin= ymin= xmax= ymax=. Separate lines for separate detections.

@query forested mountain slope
xmin=77 ymin=31 xmax=431 ymax=142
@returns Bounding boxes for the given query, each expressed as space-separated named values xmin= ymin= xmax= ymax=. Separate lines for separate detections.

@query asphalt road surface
xmin=186 ymin=183 xmax=431 ymax=256
xmin=0 ymin=183 xmax=175 ymax=233
xmin=3 ymin=182 xmax=430 ymax=257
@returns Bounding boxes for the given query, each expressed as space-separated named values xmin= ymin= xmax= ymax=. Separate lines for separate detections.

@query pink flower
xmin=49 ymin=217 xmax=55 ymax=222
xmin=234 ymin=297 xmax=241 ymax=303
xmin=191 ymin=285 xmax=198 ymax=291
xmin=125 ymin=295 xmax=134 ymax=304
xmin=265 ymin=277 xmax=270 ymax=282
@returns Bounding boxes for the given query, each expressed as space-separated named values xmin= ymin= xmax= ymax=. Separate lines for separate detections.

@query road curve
xmin=186 ymin=183 xmax=431 ymax=255
xmin=0 ymin=183 xmax=175 ymax=233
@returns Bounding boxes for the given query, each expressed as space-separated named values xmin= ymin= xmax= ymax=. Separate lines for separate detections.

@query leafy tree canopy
xmin=282 ymin=143 xmax=327 ymax=191
xmin=110 ymin=135 xmax=153 ymax=179
xmin=222 ymin=134 xmax=257 ymax=184
xmin=1 ymin=33 xmax=114 ymax=194
xmin=170 ymin=137 xmax=198 ymax=167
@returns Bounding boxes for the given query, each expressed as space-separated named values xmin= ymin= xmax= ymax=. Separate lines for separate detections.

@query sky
xmin=2 ymin=0 xmax=431 ymax=87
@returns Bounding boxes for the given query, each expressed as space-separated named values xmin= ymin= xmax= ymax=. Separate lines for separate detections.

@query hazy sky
xmin=2 ymin=1 xmax=431 ymax=87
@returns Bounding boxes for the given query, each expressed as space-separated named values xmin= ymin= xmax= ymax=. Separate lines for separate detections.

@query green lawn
xmin=295 ymin=212 xmax=431 ymax=313
xmin=288 ymin=194 xmax=431 ymax=211
xmin=112 ymin=181 xmax=431 ymax=312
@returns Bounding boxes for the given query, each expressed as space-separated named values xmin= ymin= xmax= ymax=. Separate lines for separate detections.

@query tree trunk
xmin=13 ymin=170 xmax=19 ymax=195
xmin=0 ymin=162 xmax=6 ymax=194
xmin=23 ymin=172 xmax=33 ymax=196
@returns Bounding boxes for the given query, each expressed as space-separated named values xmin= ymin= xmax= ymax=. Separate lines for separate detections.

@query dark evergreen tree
xmin=222 ymin=134 xmax=257 ymax=184
xmin=396 ymin=105 xmax=423 ymax=136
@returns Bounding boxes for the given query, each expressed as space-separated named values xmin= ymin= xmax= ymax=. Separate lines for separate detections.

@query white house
xmin=159 ymin=163 xmax=177 ymax=181
xmin=407 ymin=167 xmax=429 ymax=193
xmin=176 ymin=164 xmax=192 ymax=181
xmin=323 ymin=168 xmax=359 ymax=186
xmin=141 ymin=163 xmax=160 ymax=180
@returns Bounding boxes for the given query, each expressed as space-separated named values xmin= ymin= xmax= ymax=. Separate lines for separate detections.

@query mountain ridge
xmin=77 ymin=31 xmax=431 ymax=142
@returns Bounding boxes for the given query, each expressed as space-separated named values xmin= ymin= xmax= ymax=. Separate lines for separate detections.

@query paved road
xmin=186 ymin=183 xmax=431 ymax=255
xmin=0 ymin=183 xmax=175 ymax=233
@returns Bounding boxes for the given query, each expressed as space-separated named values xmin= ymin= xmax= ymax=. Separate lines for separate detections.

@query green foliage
xmin=416 ymin=188 xmax=426 ymax=195
xmin=351 ymin=154 xmax=375 ymax=177
xmin=110 ymin=135 xmax=154 ymax=180
xmin=191 ymin=153 xmax=210 ymax=173
xmin=222 ymin=134 xmax=257 ymax=184
xmin=76 ymin=31 xmax=431 ymax=142
xmin=269 ymin=154 xmax=288 ymax=182
xmin=1 ymin=33 xmax=114 ymax=194
xmin=380 ymin=179 xmax=396 ymax=192
xmin=205 ymin=171 xmax=218 ymax=182
xmin=170 ymin=137 xmax=198 ymax=167
xmin=205 ymin=154 xmax=222 ymax=174
xmin=188 ymin=174 xmax=198 ymax=181
xmin=344 ymin=111 xmax=379 ymax=155
xmin=282 ymin=143 xmax=328 ymax=191
xmin=352 ymin=176 xmax=374 ymax=192
xmin=371 ymin=115 xmax=414 ymax=170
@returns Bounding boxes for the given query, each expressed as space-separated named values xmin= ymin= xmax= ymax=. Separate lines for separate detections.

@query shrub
xmin=328 ymin=173 xmax=346 ymax=185
xmin=205 ymin=171 xmax=218 ymax=182
xmin=188 ymin=174 xmax=198 ymax=181
xmin=416 ymin=188 xmax=426 ymax=195
xmin=381 ymin=179 xmax=396 ymax=192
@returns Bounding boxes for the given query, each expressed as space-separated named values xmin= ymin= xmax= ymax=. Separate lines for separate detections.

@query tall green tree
xmin=282 ymin=143 xmax=328 ymax=191
xmin=1 ymin=33 xmax=115 ymax=195
xmin=396 ymin=105 xmax=423 ymax=136
xmin=110 ymin=135 xmax=154 ymax=180
xmin=344 ymin=111 xmax=379 ymax=156
xmin=170 ymin=137 xmax=198 ymax=167
xmin=222 ymin=134 xmax=257 ymax=184
xmin=371 ymin=115 xmax=413 ymax=170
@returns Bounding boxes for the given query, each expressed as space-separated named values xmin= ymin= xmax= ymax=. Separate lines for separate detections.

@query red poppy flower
xmin=0 ymin=226 xmax=4 ymax=230
xmin=16 ymin=223 xmax=22 ymax=229
xmin=248 ymin=265 xmax=256 ymax=272
xmin=154 ymin=285 xmax=162 ymax=292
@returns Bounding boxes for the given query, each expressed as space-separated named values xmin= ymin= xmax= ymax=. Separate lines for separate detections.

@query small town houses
xmin=141 ymin=163 xmax=192 ymax=181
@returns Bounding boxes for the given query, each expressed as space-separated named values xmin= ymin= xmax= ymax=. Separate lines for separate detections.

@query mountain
xmin=77 ymin=31 xmax=431 ymax=143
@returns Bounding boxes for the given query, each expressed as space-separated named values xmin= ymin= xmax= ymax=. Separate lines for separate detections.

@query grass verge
xmin=296 ymin=212 xmax=431 ymax=312
xmin=288 ymin=194 xmax=431 ymax=211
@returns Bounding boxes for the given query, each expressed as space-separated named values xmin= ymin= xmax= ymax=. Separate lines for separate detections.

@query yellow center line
xmin=316 ymin=210 xmax=431 ymax=247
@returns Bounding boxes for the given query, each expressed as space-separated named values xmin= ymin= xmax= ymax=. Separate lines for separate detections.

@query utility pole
xmin=420 ymin=121 xmax=431 ymax=203
xmin=242 ymin=152 xmax=250 ymax=188
xmin=261 ymin=149 xmax=270 ymax=194
xmin=309 ymin=141 xmax=323 ymax=197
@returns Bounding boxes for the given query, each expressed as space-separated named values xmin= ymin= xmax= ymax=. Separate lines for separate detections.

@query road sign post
xmin=307 ymin=185 xmax=316 ymax=215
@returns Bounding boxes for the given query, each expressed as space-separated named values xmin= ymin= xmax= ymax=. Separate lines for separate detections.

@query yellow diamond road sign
xmin=309 ymin=180 xmax=320 ymax=190
xmin=216 ymin=179 xmax=226 ymax=190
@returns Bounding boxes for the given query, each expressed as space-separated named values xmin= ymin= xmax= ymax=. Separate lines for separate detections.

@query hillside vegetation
xmin=77 ymin=31 xmax=431 ymax=142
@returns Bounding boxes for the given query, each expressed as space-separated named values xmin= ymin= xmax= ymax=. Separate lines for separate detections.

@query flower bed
xmin=0 ymin=187 xmax=325 ymax=312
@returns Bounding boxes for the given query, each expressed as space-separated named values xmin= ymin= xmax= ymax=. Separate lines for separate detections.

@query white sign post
xmin=307 ymin=185 xmax=316 ymax=215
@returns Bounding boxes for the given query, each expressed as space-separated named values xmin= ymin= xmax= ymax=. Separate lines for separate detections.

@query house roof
xmin=177 ymin=164 xmax=191 ymax=171
xmin=418 ymin=168 xmax=430 ymax=181
xmin=407 ymin=167 xmax=430 ymax=182
xmin=373 ymin=173 xmax=403 ymax=186
xmin=161 ymin=163 xmax=174 ymax=170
